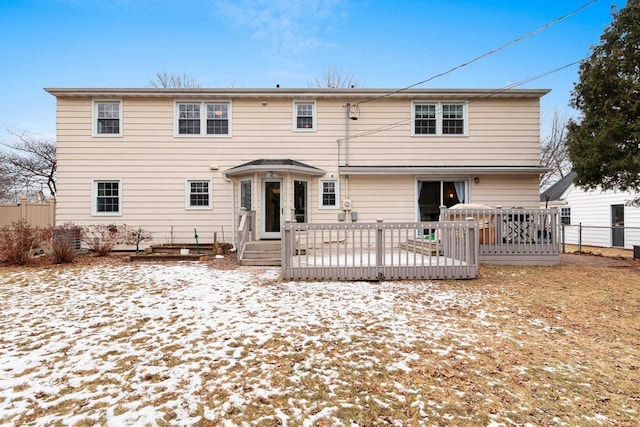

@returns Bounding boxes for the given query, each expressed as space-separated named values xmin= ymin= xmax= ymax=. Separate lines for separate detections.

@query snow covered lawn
xmin=0 ymin=261 xmax=638 ymax=426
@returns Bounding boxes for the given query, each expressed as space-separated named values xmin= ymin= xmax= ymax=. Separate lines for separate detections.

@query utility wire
xmin=338 ymin=58 xmax=584 ymax=143
xmin=356 ymin=0 xmax=598 ymax=106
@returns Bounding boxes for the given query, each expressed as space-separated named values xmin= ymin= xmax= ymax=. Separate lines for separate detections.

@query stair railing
xmin=237 ymin=208 xmax=255 ymax=261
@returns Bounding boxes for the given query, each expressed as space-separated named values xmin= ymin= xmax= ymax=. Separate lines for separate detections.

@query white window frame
xmin=412 ymin=101 xmax=468 ymax=137
xmin=240 ymin=179 xmax=252 ymax=211
xmin=319 ymin=178 xmax=339 ymax=209
xmin=561 ymin=207 xmax=571 ymax=225
xmin=93 ymin=100 xmax=123 ymax=137
xmin=175 ymin=101 xmax=232 ymax=137
xmin=293 ymin=100 xmax=316 ymax=132
xmin=92 ymin=179 xmax=122 ymax=216
xmin=185 ymin=179 xmax=213 ymax=210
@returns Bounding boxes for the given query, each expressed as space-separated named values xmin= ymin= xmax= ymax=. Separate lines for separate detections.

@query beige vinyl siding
xmin=471 ymin=175 xmax=541 ymax=208
xmin=347 ymin=98 xmax=541 ymax=166
xmin=54 ymin=92 xmax=544 ymax=244
xmin=345 ymin=176 xmax=415 ymax=223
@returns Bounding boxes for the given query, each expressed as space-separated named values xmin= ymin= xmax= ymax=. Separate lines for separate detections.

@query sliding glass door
xmin=417 ymin=180 xmax=467 ymax=222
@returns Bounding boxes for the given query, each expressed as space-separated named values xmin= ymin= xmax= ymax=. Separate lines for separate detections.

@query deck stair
xmin=399 ymin=238 xmax=442 ymax=256
xmin=240 ymin=241 xmax=281 ymax=266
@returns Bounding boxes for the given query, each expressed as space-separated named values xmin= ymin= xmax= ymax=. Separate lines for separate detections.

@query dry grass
xmin=0 ymin=257 xmax=638 ymax=426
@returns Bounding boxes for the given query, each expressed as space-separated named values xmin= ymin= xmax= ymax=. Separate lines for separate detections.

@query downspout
xmin=222 ymin=172 xmax=236 ymax=250
xmin=344 ymin=103 xmax=351 ymax=221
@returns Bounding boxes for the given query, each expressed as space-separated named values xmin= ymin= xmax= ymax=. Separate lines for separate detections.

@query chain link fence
xmin=561 ymin=224 xmax=640 ymax=254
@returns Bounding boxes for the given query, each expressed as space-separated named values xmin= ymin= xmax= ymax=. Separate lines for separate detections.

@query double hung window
xmin=187 ymin=180 xmax=212 ymax=209
xmin=319 ymin=179 xmax=339 ymax=208
xmin=294 ymin=101 xmax=316 ymax=131
xmin=93 ymin=180 xmax=121 ymax=215
xmin=94 ymin=101 xmax=122 ymax=136
xmin=177 ymin=102 xmax=231 ymax=136
xmin=413 ymin=102 xmax=467 ymax=136
xmin=560 ymin=207 xmax=571 ymax=225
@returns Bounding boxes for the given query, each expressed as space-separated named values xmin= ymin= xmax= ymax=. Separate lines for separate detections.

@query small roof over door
xmin=224 ymin=159 xmax=326 ymax=177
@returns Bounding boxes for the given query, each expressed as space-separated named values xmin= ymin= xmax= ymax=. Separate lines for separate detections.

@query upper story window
xmin=93 ymin=179 xmax=121 ymax=216
xmin=178 ymin=103 xmax=201 ymax=134
xmin=413 ymin=102 xmax=467 ymax=136
xmin=207 ymin=103 xmax=229 ymax=135
xmin=176 ymin=102 xmax=231 ymax=136
xmin=294 ymin=101 xmax=316 ymax=131
xmin=319 ymin=179 xmax=339 ymax=209
xmin=94 ymin=101 xmax=122 ymax=136
xmin=414 ymin=104 xmax=436 ymax=135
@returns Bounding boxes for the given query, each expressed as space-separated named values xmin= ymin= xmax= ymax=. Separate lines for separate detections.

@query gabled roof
xmin=224 ymin=159 xmax=325 ymax=177
xmin=540 ymin=171 xmax=577 ymax=202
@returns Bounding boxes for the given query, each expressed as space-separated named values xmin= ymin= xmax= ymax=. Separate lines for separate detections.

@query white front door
xmin=262 ymin=179 xmax=282 ymax=239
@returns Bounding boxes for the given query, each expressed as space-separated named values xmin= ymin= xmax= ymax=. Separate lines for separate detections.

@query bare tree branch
xmin=540 ymin=111 xmax=572 ymax=189
xmin=148 ymin=71 xmax=201 ymax=88
xmin=0 ymin=130 xmax=56 ymax=202
xmin=308 ymin=65 xmax=360 ymax=88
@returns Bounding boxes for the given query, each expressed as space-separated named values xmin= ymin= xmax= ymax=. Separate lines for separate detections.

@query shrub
xmin=82 ymin=224 xmax=152 ymax=256
xmin=124 ymin=227 xmax=153 ymax=253
xmin=51 ymin=223 xmax=81 ymax=264
xmin=0 ymin=221 xmax=50 ymax=266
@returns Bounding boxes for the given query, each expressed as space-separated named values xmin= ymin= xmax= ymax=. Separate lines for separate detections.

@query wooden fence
xmin=282 ymin=219 xmax=479 ymax=281
xmin=440 ymin=207 xmax=560 ymax=265
xmin=0 ymin=196 xmax=56 ymax=228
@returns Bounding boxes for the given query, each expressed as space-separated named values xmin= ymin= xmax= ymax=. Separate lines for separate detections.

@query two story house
xmin=45 ymin=87 xmax=549 ymax=247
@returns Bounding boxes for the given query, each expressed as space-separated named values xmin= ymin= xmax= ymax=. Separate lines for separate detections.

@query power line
xmin=339 ymin=58 xmax=584 ymax=143
xmin=356 ymin=0 xmax=598 ymax=106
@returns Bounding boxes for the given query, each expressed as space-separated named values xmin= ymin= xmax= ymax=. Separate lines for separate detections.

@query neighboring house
xmin=541 ymin=171 xmax=640 ymax=249
xmin=46 ymin=87 xmax=549 ymax=247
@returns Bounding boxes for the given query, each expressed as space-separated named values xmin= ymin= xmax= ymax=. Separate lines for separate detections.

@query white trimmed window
xmin=413 ymin=102 xmax=467 ymax=136
xmin=561 ymin=207 xmax=571 ymax=225
xmin=240 ymin=179 xmax=252 ymax=210
xmin=93 ymin=179 xmax=121 ymax=216
xmin=186 ymin=180 xmax=212 ymax=209
xmin=94 ymin=101 xmax=122 ymax=136
xmin=176 ymin=102 xmax=231 ymax=136
xmin=294 ymin=101 xmax=316 ymax=131
xmin=319 ymin=179 xmax=339 ymax=209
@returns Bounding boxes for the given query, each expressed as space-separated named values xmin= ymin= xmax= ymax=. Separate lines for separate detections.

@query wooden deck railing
xmin=282 ymin=219 xmax=478 ymax=281
xmin=440 ymin=207 xmax=560 ymax=265
xmin=236 ymin=208 xmax=255 ymax=261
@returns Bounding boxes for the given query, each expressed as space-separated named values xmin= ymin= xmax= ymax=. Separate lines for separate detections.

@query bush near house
xmin=81 ymin=224 xmax=152 ymax=256
xmin=0 ymin=221 xmax=51 ymax=266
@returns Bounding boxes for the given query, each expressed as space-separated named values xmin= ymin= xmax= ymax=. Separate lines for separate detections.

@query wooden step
xmin=240 ymin=241 xmax=281 ymax=266
xmin=239 ymin=258 xmax=281 ymax=266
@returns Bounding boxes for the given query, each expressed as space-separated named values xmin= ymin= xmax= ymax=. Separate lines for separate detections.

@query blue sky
xmin=0 ymin=0 xmax=624 ymax=143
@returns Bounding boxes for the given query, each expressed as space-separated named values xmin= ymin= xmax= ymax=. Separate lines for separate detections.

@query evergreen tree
xmin=566 ymin=1 xmax=640 ymax=193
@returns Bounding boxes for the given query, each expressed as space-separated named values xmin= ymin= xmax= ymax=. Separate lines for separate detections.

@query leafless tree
xmin=308 ymin=65 xmax=360 ymax=88
xmin=0 ymin=130 xmax=56 ymax=202
xmin=148 ymin=71 xmax=201 ymax=88
xmin=540 ymin=111 xmax=572 ymax=189
xmin=0 ymin=162 xmax=13 ymax=203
